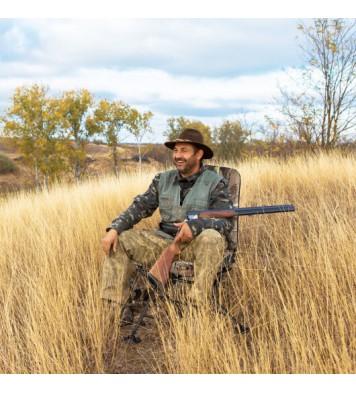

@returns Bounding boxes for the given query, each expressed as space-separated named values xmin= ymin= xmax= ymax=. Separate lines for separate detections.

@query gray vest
xmin=156 ymin=169 xmax=223 ymax=239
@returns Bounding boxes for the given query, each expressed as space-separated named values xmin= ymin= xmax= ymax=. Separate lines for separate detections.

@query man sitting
xmin=100 ymin=128 xmax=234 ymax=324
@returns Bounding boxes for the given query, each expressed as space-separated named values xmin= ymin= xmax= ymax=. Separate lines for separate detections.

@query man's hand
xmin=101 ymin=229 xmax=119 ymax=256
xmin=173 ymin=222 xmax=193 ymax=243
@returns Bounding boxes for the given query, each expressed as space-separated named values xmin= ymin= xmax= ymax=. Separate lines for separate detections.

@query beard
xmin=174 ymin=158 xmax=198 ymax=175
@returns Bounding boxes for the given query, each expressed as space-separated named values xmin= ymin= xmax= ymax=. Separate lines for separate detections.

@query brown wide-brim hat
xmin=164 ymin=128 xmax=214 ymax=159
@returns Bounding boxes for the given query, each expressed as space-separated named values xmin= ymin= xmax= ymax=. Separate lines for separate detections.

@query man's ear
xmin=196 ymin=149 xmax=204 ymax=160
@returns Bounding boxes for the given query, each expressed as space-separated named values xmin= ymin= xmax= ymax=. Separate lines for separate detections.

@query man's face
xmin=172 ymin=143 xmax=203 ymax=177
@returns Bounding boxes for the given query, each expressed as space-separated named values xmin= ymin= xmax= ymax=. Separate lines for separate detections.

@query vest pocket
xmin=159 ymin=195 xmax=173 ymax=221
xmin=186 ymin=198 xmax=209 ymax=211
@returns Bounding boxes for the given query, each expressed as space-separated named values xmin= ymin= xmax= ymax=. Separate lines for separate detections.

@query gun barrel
xmin=186 ymin=204 xmax=295 ymax=220
xmin=237 ymin=204 xmax=295 ymax=216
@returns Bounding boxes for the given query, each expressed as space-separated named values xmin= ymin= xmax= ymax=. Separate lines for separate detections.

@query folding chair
xmin=124 ymin=165 xmax=249 ymax=344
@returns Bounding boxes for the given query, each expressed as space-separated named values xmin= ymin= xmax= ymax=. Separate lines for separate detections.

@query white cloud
xmin=3 ymin=19 xmax=303 ymax=76
xmin=2 ymin=66 xmax=285 ymax=108
xmin=2 ymin=25 xmax=30 ymax=53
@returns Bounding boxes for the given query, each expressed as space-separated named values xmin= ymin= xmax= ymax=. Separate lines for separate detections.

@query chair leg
xmin=124 ymin=290 xmax=155 ymax=344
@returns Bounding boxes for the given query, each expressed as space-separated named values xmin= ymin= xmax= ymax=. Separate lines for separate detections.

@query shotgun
xmin=147 ymin=204 xmax=295 ymax=288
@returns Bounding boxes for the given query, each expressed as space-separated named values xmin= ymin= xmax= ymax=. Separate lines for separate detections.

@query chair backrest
xmin=205 ymin=165 xmax=241 ymax=251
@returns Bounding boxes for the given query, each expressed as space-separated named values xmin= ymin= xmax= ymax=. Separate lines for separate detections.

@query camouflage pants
xmin=100 ymin=229 xmax=225 ymax=305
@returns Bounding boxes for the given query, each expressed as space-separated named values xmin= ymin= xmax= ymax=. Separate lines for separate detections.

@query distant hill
xmin=0 ymin=138 xmax=170 ymax=195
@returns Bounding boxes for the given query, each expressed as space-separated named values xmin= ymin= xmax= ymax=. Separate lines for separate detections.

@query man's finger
xmin=101 ymin=229 xmax=119 ymax=256
xmin=102 ymin=242 xmax=110 ymax=256
xmin=174 ymin=224 xmax=193 ymax=243
xmin=174 ymin=227 xmax=183 ymax=243
xmin=112 ymin=239 xmax=118 ymax=254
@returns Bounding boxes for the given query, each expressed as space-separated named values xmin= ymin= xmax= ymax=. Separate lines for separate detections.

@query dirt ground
xmin=102 ymin=296 xmax=170 ymax=374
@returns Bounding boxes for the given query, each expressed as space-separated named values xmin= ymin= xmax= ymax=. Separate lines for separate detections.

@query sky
xmin=0 ymin=2 xmax=349 ymax=143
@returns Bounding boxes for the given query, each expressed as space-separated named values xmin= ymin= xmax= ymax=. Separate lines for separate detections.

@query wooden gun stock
xmin=148 ymin=203 xmax=295 ymax=287
xmin=148 ymin=243 xmax=180 ymax=286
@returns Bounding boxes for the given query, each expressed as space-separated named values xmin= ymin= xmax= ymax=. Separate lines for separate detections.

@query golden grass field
xmin=0 ymin=152 xmax=355 ymax=374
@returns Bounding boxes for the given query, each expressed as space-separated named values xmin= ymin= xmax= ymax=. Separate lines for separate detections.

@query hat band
xmin=173 ymin=138 xmax=202 ymax=143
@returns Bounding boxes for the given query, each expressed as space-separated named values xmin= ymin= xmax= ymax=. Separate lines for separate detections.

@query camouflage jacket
xmin=107 ymin=165 xmax=234 ymax=238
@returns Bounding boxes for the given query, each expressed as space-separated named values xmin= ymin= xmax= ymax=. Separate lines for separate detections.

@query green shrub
xmin=0 ymin=153 xmax=17 ymax=174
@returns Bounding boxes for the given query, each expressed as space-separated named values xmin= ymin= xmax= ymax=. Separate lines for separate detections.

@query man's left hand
xmin=173 ymin=222 xmax=193 ymax=243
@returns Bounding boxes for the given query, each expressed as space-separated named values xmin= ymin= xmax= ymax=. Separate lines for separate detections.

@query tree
xmin=164 ymin=116 xmax=188 ymax=140
xmin=86 ymin=99 xmax=130 ymax=177
xmin=60 ymin=89 xmax=95 ymax=181
xmin=276 ymin=19 xmax=356 ymax=149
xmin=213 ymin=120 xmax=251 ymax=161
xmin=126 ymin=108 xmax=153 ymax=174
xmin=0 ymin=84 xmax=65 ymax=190
xmin=164 ymin=116 xmax=213 ymax=146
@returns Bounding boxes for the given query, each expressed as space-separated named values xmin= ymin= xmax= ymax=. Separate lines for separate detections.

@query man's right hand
xmin=101 ymin=229 xmax=119 ymax=256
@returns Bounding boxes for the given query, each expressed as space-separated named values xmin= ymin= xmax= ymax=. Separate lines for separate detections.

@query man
xmin=100 ymin=128 xmax=234 ymax=324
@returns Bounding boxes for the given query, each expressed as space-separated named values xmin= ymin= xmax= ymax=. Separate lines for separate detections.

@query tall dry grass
xmin=0 ymin=153 xmax=355 ymax=373
xmin=0 ymin=170 xmax=159 ymax=373
xmin=157 ymin=153 xmax=356 ymax=373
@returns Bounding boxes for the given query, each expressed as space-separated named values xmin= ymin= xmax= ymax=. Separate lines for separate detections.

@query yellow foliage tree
xmin=60 ymin=89 xmax=96 ymax=181
xmin=0 ymin=84 xmax=65 ymax=190
xmin=86 ymin=99 xmax=130 ymax=177
xmin=213 ymin=120 xmax=251 ymax=161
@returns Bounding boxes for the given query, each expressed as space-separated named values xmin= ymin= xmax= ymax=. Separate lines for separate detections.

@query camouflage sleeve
xmin=107 ymin=174 xmax=161 ymax=234
xmin=186 ymin=178 xmax=234 ymax=238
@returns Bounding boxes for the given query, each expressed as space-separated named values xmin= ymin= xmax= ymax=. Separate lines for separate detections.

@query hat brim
xmin=164 ymin=140 xmax=214 ymax=159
